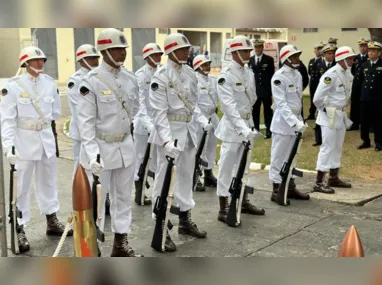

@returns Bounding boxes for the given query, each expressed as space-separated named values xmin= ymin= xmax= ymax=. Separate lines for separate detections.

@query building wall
xmin=0 ymin=29 xmax=22 ymax=78
xmin=288 ymin=28 xmax=370 ymax=65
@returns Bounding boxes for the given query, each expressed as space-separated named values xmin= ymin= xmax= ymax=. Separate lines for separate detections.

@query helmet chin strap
xmin=344 ymin=59 xmax=351 ymax=70
xmin=171 ymin=52 xmax=187 ymax=64
xmin=25 ymin=62 xmax=43 ymax=74
xmin=287 ymin=58 xmax=300 ymax=69
xmin=106 ymin=50 xmax=124 ymax=67
xmin=199 ymin=67 xmax=210 ymax=75
xmin=148 ymin=55 xmax=160 ymax=66
xmin=237 ymin=51 xmax=249 ymax=64
xmin=82 ymin=58 xmax=94 ymax=70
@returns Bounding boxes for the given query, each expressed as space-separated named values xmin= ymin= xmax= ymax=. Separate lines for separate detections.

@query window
xmin=303 ymin=28 xmax=318 ymax=33
xmin=341 ymin=28 xmax=357 ymax=31
xmin=254 ymin=35 xmax=261 ymax=39
xmin=159 ymin=28 xmax=170 ymax=34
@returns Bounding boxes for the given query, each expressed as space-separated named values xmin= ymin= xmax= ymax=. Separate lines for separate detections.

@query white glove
xmin=6 ymin=149 xmax=19 ymax=165
xmin=164 ymin=141 xmax=181 ymax=159
xmin=203 ymin=123 xmax=213 ymax=132
xmin=295 ymin=121 xmax=308 ymax=133
xmin=243 ymin=128 xmax=263 ymax=141
xmin=89 ymin=157 xmax=104 ymax=176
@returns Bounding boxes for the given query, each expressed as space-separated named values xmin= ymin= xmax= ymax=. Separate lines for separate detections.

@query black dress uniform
xmin=358 ymin=57 xmax=382 ymax=151
xmin=249 ymin=52 xmax=275 ymax=137
xmin=350 ymin=53 xmax=369 ymax=130
xmin=307 ymin=56 xmax=323 ymax=119
xmin=313 ymin=58 xmax=336 ymax=146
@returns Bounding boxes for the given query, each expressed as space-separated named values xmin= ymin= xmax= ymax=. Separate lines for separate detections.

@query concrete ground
xmin=1 ymin=91 xmax=382 ymax=258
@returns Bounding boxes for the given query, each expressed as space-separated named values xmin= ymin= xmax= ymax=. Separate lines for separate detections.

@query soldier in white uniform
xmin=133 ymin=43 xmax=163 ymax=205
xmin=0 ymin=46 xmax=71 ymax=253
xmin=149 ymin=33 xmax=211 ymax=252
xmin=77 ymin=28 xmax=142 ymax=257
xmin=215 ymin=35 xmax=265 ymax=224
xmin=67 ymin=44 xmax=100 ymax=180
xmin=192 ymin=55 xmax=219 ymax=191
xmin=269 ymin=45 xmax=310 ymax=204
xmin=313 ymin=46 xmax=356 ymax=194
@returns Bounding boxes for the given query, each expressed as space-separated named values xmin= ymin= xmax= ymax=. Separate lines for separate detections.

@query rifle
xmin=8 ymin=146 xmax=22 ymax=254
xmin=135 ymin=136 xmax=152 ymax=205
xmin=192 ymin=118 xmax=211 ymax=191
xmin=226 ymin=140 xmax=254 ymax=227
xmin=275 ymin=132 xmax=304 ymax=206
xmin=92 ymin=154 xmax=105 ymax=242
xmin=151 ymin=139 xmax=180 ymax=252
xmin=51 ymin=120 xmax=59 ymax=158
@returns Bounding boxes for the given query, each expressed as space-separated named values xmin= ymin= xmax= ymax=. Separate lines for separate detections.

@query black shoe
xmin=306 ymin=115 xmax=315 ymax=120
xmin=357 ymin=142 xmax=371 ymax=149
xmin=264 ymin=130 xmax=272 ymax=139
xmin=375 ymin=146 xmax=382 ymax=152
xmin=312 ymin=142 xmax=321 ymax=147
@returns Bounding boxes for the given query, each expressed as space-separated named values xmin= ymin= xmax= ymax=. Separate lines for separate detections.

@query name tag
xmin=19 ymin=93 xmax=29 ymax=98
xmin=169 ymin=82 xmax=174 ymax=88
xmin=200 ymin=87 xmax=206 ymax=90
xmin=262 ymin=64 xmax=268 ymax=67
xmin=235 ymin=83 xmax=242 ymax=86
xmin=376 ymin=67 xmax=382 ymax=70
xmin=364 ymin=68 xmax=368 ymax=71
xmin=339 ymin=84 xmax=344 ymax=87
xmin=146 ymin=81 xmax=151 ymax=84
xmin=101 ymin=90 xmax=112 ymax=95
xmin=288 ymin=84 xmax=294 ymax=87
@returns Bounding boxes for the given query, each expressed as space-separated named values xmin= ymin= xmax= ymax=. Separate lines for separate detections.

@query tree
xmin=368 ymin=29 xmax=382 ymax=43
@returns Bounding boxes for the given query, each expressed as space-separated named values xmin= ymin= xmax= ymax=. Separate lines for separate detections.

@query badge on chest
xmin=19 ymin=93 xmax=29 ymax=98
xmin=101 ymin=90 xmax=112 ymax=95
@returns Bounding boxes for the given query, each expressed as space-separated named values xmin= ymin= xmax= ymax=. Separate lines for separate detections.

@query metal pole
xmin=0 ymin=127 xmax=8 ymax=257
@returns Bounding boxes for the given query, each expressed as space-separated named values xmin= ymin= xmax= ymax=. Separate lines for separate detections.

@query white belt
xmin=200 ymin=107 xmax=216 ymax=115
xmin=291 ymin=108 xmax=301 ymax=116
xmin=167 ymin=114 xmax=192 ymax=123
xmin=326 ymin=106 xmax=347 ymax=111
xmin=241 ymin=113 xmax=251 ymax=120
xmin=18 ymin=122 xmax=50 ymax=131
xmin=96 ymin=132 xmax=129 ymax=143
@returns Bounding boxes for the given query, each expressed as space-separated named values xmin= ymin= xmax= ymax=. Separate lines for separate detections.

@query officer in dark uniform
xmin=313 ymin=44 xmax=337 ymax=146
xmin=248 ymin=39 xmax=275 ymax=139
xmin=357 ymin=41 xmax=382 ymax=151
xmin=349 ymin=37 xmax=370 ymax=131
xmin=307 ymin=41 xmax=325 ymax=120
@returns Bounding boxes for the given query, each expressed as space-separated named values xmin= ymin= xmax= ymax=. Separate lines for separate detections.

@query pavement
xmin=1 ymin=92 xmax=382 ymax=258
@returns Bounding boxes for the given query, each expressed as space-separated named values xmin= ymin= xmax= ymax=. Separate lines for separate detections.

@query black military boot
xmin=287 ymin=178 xmax=310 ymax=200
xmin=134 ymin=181 xmax=152 ymax=205
xmin=111 ymin=233 xmax=143 ymax=257
xmin=271 ymin=183 xmax=291 ymax=205
xmin=204 ymin=169 xmax=217 ymax=187
xmin=105 ymin=193 xmax=110 ymax=216
xmin=313 ymin=171 xmax=335 ymax=194
xmin=164 ymin=229 xmax=177 ymax=252
xmin=241 ymin=191 xmax=265 ymax=215
xmin=328 ymin=168 xmax=352 ymax=188
xmin=195 ymin=178 xmax=206 ymax=192
xmin=46 ymin=213 xmax=73 ymax=236
xmin=16 ymin=224 xmax=30 ymax=253
xmin=178 ymin=210 xmax=207 ymax=238
xmin=218 ymin=196 xmax=229 ymax=223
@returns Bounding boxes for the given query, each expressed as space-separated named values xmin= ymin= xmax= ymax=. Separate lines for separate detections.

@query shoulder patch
xmin=324 ymin=77 xmax=331 ymax=84
xmin=68 ymin=82 xmax=75 ymax=89
xmin=273 ymin=80 xmax=281 ymax=86
xmin=79 ymin=86 xmax=89 ymax=96
xmin=218 ymin=78 xmax=225 ymax=85
xmin=151 ymin=82 xmax=159 ymax=91
xmin=2 ymin=88 xmax=7 ymax=96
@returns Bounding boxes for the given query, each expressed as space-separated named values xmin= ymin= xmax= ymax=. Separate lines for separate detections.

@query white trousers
xmin=217 ymin=142 xmax=246 ymax=197
xmin=269 ymin=133 xmax=295 ymax=184
xmin=316 ymin=125 xmax=346 ymax=172
xmin=72 ymin=139 xmax=81 ymax=180
xmin=15 ymin=152 xmax=60 ymax=225
xmin=86 ymin=164 xmax=134 ymax=234
xmin=197 ymin=129 xmax=217 ymax=170
xmin=134 ymin=133 xmax=158 ymax=181
xmin=151 ymin=135 xmax=196 ymax=214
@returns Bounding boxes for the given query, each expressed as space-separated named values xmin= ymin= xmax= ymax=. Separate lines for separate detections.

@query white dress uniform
xmin=148 ymin=58 xmax=209 ymax=212
xmin=215 ymin=60 xmax=257 ymax=197
xmin=195 ymin=72 xmax=219 ymax=169
xmin=67 ymin=67 xmax=92 ymax=180
xmin=77 ymin=61 xmax=138 ymax=234
xmin=133 ymin=63 xmax=157 ymax=180
xmin=0 ymin=72 xmax=61 ymax=225
xmin=269 ymin=65 xmax=304 ymax=184
xmin=314 ymin=64 xmax=353 ymax=172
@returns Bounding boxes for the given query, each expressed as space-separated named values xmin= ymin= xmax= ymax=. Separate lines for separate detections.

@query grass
xmin=215 ymin=96 xmax=382 ymax=181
